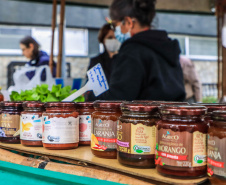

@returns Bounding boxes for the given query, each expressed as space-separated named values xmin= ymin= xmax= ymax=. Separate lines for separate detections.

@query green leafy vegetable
xmin=10 ymin=84 xmax=85 ymax=103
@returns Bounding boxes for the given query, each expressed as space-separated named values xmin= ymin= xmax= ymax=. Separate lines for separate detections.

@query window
xmin=0 ymin=25 xmax=88 ymax=56
xmin=169 ymin=34 xmax=217 ymax=61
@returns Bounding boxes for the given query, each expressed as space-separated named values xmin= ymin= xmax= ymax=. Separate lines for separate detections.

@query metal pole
xmin=56 ymin=0 xmax=65 ymax=77
xmin=49 ymin=0 xmax=57 ymax=75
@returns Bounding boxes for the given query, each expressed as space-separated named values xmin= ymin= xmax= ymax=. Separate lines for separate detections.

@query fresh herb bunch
xmin=10 ymin=84 xmax=85 ymax=102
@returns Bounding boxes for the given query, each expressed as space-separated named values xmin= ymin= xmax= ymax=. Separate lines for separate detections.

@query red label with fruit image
xmin=79 ymin=115 xmax=91 ymax=142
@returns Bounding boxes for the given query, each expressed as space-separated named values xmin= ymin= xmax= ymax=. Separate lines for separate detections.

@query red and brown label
xmin=207 ymin=135 xmax=226 ymax=178
xmin=156 ymin=128 xmax=206 ymax=167
xmin=91 ymin=118 xmax=117 ymax=151
xmin=117 ymin=121 xmax=156 ymax=155
xmin=1 ymin=113 xmax=20 ymax=137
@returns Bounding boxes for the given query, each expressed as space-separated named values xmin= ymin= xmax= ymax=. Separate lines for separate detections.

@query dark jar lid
xmin=159 ymin=101 xmax=189 ymax=106
xmin=212 ymin=110 xmax=226 ymax=121
xmin=121 ymin=102 xmax=158 ymax=113
xmin=23 ymin=101 xmax=44 ymax=108
xmin=160 ymin=105 xmax=207 ymax=116
xmin=44 ymin=102 xmax=76 ymax=108
xmin=77 ymin=102 xmax=94 ymax=108
xmin=1 ymin=101 xmax=23 ymax=107
xmin=192 ymin=103 xmax=226 ymax=113
xmin=93 ymin=100 xmax=123 ymax=109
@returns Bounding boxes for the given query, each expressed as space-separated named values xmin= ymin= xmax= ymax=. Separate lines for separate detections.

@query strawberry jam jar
xmin=77 ymin=102 xmax=94 ymax=146
xmin=42 ymin=102 xmax=79 ymax=150
xmin=20 ymin=101 xmax=44 ymax=147
xmin=118 ymin=102 xmax=159 ymax=168
xmin=91 ymin=101 xmax=122 ymax=159
xmin=156 ymin=105 xmax=208 ymax=178
xmin=208 ymin=110 xmax=226 ymax=184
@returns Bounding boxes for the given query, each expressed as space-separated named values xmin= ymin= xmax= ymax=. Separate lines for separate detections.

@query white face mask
xmin=105 ymin=39 xmax=121 ymax=53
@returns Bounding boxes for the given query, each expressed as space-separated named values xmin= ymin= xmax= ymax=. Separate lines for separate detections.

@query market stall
xmin=2 ymin=0 xmax=225 ymax=185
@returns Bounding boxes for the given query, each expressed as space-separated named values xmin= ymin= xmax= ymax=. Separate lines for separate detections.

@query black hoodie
xmin=91 ymin=30 xmax=186 ymax=101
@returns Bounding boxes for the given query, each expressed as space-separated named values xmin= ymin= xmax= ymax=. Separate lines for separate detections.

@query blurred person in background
xmin=180 ymin=56 xmax=202 ymax=103
xmin=20 ymin=36 xmax=56 ymax=81
xmin=87 ymin=23 xmax=121 ymax=82
xmin=88 ymin=0 xmax=185 ymax=101
xmin=86 ymin=23 xmax=121 ymax=101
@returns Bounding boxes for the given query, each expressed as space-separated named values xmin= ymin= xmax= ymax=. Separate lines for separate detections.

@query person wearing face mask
xmin=87 ymin=23 xmax=121 ymax=82
xmin=88 ymin=0 xmax=185 ymax=101
xmin=20 ymin=36 xmax=56 ymax=81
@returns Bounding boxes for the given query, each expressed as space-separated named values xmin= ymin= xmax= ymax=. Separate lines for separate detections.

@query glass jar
xmin=193 ymin=103 xmax=226 ymax=126
xmin=156 ymin=105 xmax=208 ymax=178
xmin=118 ymin=102 xmax=160 ymax=168
xmin=91 ymin=100 xmax=122 ymax=159
xmin=20 ymin=101 xmax=44 ymax=147
xmin=207 ymin=110 xmax=226 ymax=184
xmin=0 ymin=101 xmax=23 ymax=143
xmin=42 ymin=102 xmax=79 ymax=150
xmin=0 ymin=87 xmax=4 ymax=102
xmin=77 ymin=102 xmax=94 ymax=146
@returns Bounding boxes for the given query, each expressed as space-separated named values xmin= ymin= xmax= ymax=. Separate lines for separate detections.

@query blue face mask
xmin=114 ymin=25 xmax=131 ymax=43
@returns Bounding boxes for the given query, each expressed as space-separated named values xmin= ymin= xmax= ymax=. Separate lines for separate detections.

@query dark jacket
xmin=87 ymin=50 xmax=113 ymax=82
xmin=26 ymin=50 xmax=56 ymax=81
xmin=90 ymin=30 xmax=186 ymax=101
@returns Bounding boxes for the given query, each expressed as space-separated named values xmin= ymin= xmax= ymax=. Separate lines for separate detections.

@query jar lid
xmin=121 ymin=102 xmax=158 ymax=112
xmin=160 ymin=105 xmax=207 ymax=116
xmin=159 ymin=101 xmax=189 ymax=106
xmin=94 ymin=100 xmax=123 ymax=109
xmin=192 ymin=103 xmax=226 ymax=113
xmin=44 ymin=102 xmax=76 ymax=108
xmin=23 ymin=101 xmax=44 ymax=108
xmin=132 ymin=100 xmax=155 ymax=103
xmin=212 ymin=110 xmax=226 ymax=121
xmin=77 ymin=102 xmax=94 ymax=108
xmin=1 ymin=101 xmax=23 ymax=107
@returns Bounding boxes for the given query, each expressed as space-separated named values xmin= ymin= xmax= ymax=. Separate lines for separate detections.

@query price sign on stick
xmin=62 ymin=63 xmax=109 ymax=102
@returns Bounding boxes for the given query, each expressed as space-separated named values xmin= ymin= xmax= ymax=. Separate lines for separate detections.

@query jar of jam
xmin=193 ymin=103 xmax=226 ymax=126
xmin=207 ymin=110 xmax=226 ymax=184
xmin=0 ymin=101 xmax=23 ymax=143
xmin=91 ymin=100 xmax=122 ymax=159
xmin=20 ymin=101 xmax=44 ymax=147
xmin=42 ymin=102 xmax=79 ymax=150
xmin=0 ymin=87 xmax=4 ymax=102
xmin=77 ymin=102 xmax=94 ymax=146
xmin=156 ymin=105 xmax=208 ymax=178
xmin=118 ymin=102 xmax=159 ymax=168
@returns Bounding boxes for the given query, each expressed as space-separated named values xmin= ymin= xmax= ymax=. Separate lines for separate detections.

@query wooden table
xmin=0 ymin=143 xmax=208 ymax=185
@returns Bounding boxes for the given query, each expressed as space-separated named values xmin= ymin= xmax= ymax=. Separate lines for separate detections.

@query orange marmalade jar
xmin=208 ymin=110 xmax=226 ymax=184
xmin=157 ymin=105 xmax=208 ymax=178
xmin=20 ymin=101 xmax=44 ymax=147
xmin=91 ymin=100 xmax=122 ymax=159
xmin=42 ymin=102 xmax=79 ymax=150
xmin=77 ymin=102 xmax=94 ymax=146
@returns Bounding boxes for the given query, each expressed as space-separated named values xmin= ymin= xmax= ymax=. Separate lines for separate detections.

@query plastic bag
xmin=8 ymin=65 xmax=55 ymax=93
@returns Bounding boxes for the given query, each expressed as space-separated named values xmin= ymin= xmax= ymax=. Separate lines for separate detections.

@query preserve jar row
xmin=0 ymin=101 xmax=94 ymax=149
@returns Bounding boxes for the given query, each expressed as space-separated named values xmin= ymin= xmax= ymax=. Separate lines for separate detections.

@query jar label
xmin=20 ymin=114 xmax=43 ymax=141
xmin=42 ymin=116 xmax=79 ymax=144
xmin=207 ymin=135 xmax=226 ymax=178
xmin=156 ymin=129 xmax=206 ymax=167
xmin=91 ymin=118 xmax=117 ymax=151
xmin=79 ymin=115 xmax=91 ymax=141
xmin=0 ymin=113 xmax=20 ymax=137
xmin=117 ymin=121 xmax=156 ymax=155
